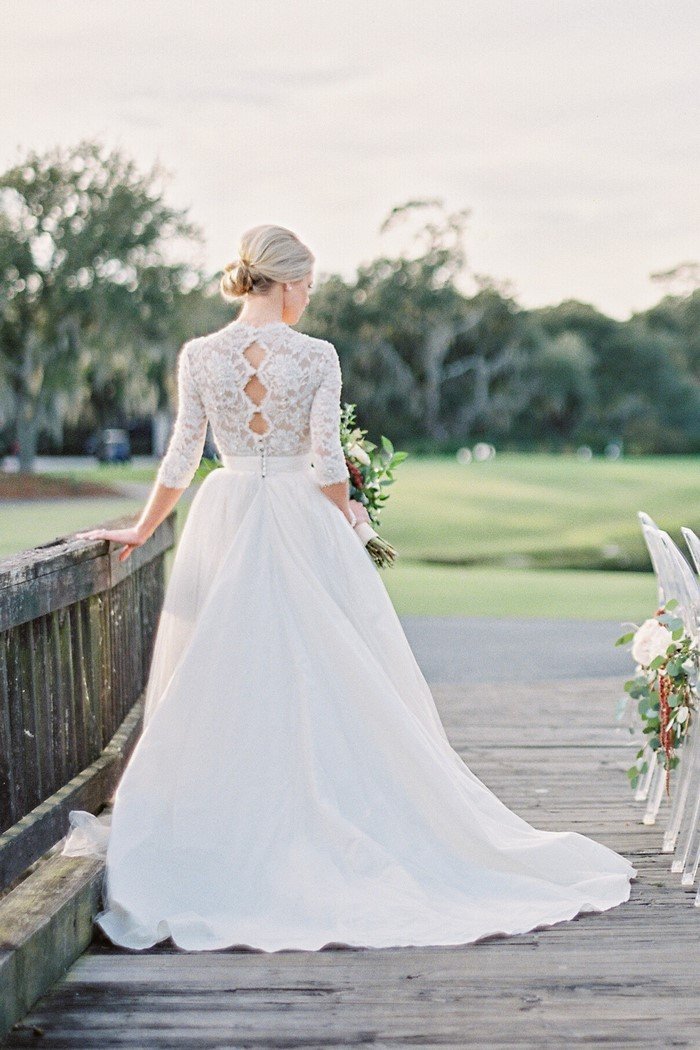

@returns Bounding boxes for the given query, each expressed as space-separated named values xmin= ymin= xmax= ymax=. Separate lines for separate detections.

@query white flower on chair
xmin=631 ymin=618 xmax=673 ymax=666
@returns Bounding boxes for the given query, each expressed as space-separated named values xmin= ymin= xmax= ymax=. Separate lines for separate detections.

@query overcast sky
xmin=1 ymin=0 xmax=697 ymax=319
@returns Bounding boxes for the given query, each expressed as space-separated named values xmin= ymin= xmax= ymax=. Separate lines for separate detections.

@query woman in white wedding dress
xmin=62 ymin=224 xmax=636 ymax=952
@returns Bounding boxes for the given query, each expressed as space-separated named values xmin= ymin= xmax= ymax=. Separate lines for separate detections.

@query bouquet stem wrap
xmin=353 ymin=521 xmax=378 ymax=546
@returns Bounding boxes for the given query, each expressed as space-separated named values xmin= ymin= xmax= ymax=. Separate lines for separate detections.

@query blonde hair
xmin=220 ymin=224 xmax=315 ymax=299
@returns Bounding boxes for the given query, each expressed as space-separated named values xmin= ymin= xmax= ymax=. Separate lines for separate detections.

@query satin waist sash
xmin=220 ymin=451 xmax=313 ymax=476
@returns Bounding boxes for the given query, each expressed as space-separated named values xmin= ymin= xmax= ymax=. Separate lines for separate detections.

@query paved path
xmin=4 ymin=627 xmax=699 ymax=1048
xmin=400 ymin=615 xmax=633 ymax=682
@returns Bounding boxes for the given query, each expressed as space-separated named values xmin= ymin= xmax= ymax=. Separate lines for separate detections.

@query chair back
xmin=637 ymin=513 xmax=700 ymax=639
xmin=682 ymin=527 xmax=700 ymax=576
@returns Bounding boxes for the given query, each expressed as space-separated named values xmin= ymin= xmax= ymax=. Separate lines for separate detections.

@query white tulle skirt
xmin=62 ymin=451 xmax=636 ymax=952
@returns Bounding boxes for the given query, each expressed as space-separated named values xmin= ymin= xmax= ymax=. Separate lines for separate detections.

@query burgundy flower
xmin=346 ymin=459 xmax=364 ymax=490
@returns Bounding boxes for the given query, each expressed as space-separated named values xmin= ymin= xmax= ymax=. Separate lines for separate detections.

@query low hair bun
xmin=219 ymin=224 xmax=315 ymax=303
xmin=220 ymin=259 xmax=255 ymax=300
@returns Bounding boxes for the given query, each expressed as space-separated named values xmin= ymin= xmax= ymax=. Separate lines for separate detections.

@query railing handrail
xmin=0 ymin=514 xmax=174 ymax=632
xmin=0 ymin=513 xmax=175 ymax=891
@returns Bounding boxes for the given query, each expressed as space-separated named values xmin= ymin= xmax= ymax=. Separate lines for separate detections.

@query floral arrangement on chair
xmin=615 ymin=599 xmax=699 ymax=795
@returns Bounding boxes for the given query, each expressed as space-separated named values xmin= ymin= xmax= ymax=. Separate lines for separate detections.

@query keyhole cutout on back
xmin=242 ymin=341 xmax=270 ymax=436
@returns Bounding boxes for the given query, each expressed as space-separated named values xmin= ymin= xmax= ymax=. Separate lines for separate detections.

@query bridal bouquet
xmin=615 ymin=599 xmax=699 ymax=795
xmin=340 ymin=402 xmax=407 ymax=569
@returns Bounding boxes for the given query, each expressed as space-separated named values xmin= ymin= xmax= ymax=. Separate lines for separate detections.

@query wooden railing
xmin=0 ymin=513 xmax=175 ymax=890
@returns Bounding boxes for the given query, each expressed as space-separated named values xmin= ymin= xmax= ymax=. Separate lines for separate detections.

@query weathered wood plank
xmin=3 ymin=675 xmax=699 ymax=1048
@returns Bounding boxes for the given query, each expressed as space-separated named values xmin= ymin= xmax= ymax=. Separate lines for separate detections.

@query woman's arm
xmin=77 ymin=339 xmax=207 ymax=560
xmin=309 ymin=343 xmax=359 ymax=525
xmin=319 ymin=478 xmax=353 ymax=523
xmin=76 ymin=481 xmax=186 ymax=561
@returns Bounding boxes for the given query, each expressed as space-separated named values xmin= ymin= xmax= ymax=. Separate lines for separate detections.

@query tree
xmin=523 ymin=331 xmax=596 ymax=444
xmin=0 ymin=139 xmax=203 ymax=470
xmin=305 ymin=200 xmax=531 ymax=444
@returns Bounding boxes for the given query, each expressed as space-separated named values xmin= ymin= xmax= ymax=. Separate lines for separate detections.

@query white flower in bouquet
xmin=631 ymin=618 xmax=673 ymax=666
xmin=347 ymin=442 xmax=371 ymax=466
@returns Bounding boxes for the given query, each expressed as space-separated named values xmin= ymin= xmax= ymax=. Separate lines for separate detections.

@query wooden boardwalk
xmin=4 ymin=675 xmax=699 ymax=1048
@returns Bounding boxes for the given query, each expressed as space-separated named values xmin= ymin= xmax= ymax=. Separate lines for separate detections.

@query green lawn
xmin=379 ymin=562 xmax=657 ymax=621
xmin=0 ymin=497 xmax=144 ymax=558
xmin=1 ymin=453 xmax=697 ymax=620
xmin=378 ymin=453 xmax=700 ymax=571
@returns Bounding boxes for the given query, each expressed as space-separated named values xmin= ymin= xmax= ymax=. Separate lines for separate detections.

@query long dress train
xmin=62 ymin=320 xmax=636 ymax=951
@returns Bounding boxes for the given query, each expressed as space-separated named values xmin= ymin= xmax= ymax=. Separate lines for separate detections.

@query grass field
xmin=378 ymin=453 xmax=699 ymax=570
xmin=2 ymin=453 xmax=697 ymax=620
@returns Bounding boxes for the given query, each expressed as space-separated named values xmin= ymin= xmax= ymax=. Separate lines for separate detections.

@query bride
xmin=62 ymin=223 xmax=636 ymax=952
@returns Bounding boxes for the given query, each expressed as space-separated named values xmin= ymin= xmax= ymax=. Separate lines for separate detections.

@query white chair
xmin=653 ymin=531 xmax=700 ymax=863
xmin=685 ymin=525 xmax=700 ymax=907
xmin=636 ymin=513 xmax=675 ymax=822
xmin=640 ymin=523 xmax=700 ymax=893
xmin=636 ymin=514 xmax=700 ymax=836
xmin=682 ymin=527 xmax=700 ymax=576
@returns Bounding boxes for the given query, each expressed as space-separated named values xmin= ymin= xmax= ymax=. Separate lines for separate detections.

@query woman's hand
xmin=75 ymin=525 xmax=148 ymax=563
xmin=349 ymin=499 xmax=371 ymax=526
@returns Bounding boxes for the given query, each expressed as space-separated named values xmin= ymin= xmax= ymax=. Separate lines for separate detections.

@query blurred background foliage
xmin=1 ymin=141 xmax=698 ymax=472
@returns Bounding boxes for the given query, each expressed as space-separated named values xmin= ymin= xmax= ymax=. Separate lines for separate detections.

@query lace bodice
xmin=156 ymin=320 xmax=350 ymax=489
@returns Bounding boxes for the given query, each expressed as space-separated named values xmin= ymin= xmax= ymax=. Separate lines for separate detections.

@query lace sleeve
xmin=309 ymin=342 xmax=350 ymax=487
xmin=156 ymin=340 xmax=208 ymax=489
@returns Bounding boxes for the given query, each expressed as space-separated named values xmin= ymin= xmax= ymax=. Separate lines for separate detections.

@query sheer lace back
xmin=156 ymin=320 xmax=350 ymax=489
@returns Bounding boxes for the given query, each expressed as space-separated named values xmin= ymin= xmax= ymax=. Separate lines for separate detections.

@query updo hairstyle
xmin=220 ymin=224 xmax=315 ymax=300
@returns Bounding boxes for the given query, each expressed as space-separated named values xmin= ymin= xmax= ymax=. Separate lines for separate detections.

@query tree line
xmin=1 ymin=142 xmax=698 ymax=472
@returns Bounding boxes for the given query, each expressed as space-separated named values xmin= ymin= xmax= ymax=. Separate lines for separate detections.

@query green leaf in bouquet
xmin=615 ymin=631 xmax=636 ymax=646
xmin=649 ymin=655 xmax=665 ymax=670
xmin=665 ymin=598 xmax=679 ymax=610
xmin=381 ymin=435 xmax=394 ymax=455
xmin=194 ymin=457 xmax=222 ymax=481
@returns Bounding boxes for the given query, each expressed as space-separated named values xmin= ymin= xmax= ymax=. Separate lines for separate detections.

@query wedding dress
xmin=62 ymin=318 xmax=636 ymax=952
